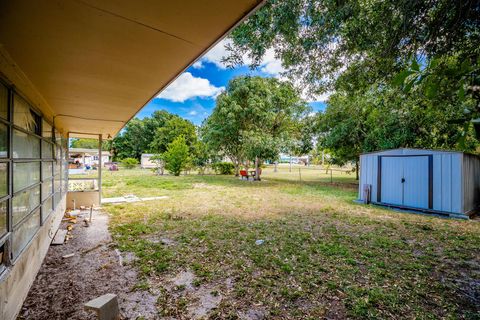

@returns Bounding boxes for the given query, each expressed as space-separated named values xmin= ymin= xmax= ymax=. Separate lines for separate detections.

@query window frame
xmin=0 ymin=78 xmax=68 ymax=269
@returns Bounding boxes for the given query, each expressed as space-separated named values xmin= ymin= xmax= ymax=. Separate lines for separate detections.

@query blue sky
xmin=136 ymin=39 xmax=328 ymax=125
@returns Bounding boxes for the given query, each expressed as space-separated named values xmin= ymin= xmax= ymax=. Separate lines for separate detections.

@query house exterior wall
xmin=0 ymin=80 xmax=69 ymax=320
xmin=80 ymin=155 xmax=110 ymax=166
xmin=359 ymin=148 xmax=471 ymax=216
xmin=67 ymin=191 xmax=99 ymax=209
xmin=0 ymin=195 xmax=66 ymax=320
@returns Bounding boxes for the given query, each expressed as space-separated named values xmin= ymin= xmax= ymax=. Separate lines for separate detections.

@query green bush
xmin=212 ymin=162 xmax=235 ymax=175
xmin=163 ymin=136 xmax=191 ymax=176
xmin=121 ymin=157 xmax=139 ymax=169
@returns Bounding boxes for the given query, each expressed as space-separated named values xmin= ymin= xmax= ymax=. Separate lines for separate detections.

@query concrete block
xmin=84 ymin=293 xmax=120 ymax=320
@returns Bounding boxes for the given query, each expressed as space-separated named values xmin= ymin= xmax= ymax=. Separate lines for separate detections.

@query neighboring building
xmin=69 ymin=148 xmax=111 ymax=167
xmin=0 ymin=1 xmax=262 ymax=319
xmin=358 ymin=148 xmax=480 ymax=218
xmin=141 ymin=154 xmax=157 ymax=169
xmin=279 ymin=153 xmax=310 ymax=165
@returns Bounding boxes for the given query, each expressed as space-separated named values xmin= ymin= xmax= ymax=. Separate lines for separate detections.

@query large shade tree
xmin=202 ymin=76 xmax=311 ymax=179
xmin=319 ymin=85 xmax=479 ymax=179
xmin=226 ymin=0 xmax=479 ymax=95
xmin=225 ymin=0 xmax=480 ymax=174
xmin=226 ymin=0 xmax=480 ymax=142
xmin=111 ymin=110 xmax=189 ymax=160
xmin=149 ymin=116 xmax=197 ymax=154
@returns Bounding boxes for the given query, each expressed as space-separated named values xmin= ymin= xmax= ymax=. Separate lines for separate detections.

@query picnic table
xmin=240 ymin=169 xmax=262 ymax=180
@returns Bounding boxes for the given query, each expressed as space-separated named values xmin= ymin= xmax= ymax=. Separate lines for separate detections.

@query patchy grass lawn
xmin=103 ymin=169 xmax=480 ymax=319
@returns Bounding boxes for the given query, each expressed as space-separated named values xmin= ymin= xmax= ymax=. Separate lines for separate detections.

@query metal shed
xmin=358 ymin=148 xmax=480 ymax=218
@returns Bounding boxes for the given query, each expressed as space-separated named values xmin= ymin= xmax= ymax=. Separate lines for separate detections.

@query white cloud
xmin=299 ymin=89 xmax=331 ymax=103
xmin=197 ymin=39 xmax=330 ymax=102
xmin=199 ymin=39 xmax=284 ymax=76
xmin=313 ymin=92 xmax=331 ymax=102
xmin=201 ymin=39 xmax=232 ymax=69
xmin=158 ymin=72 xmax=224 ymax=102
xmin=259 ymin=49 xmax=285 ymax=76
xmin=188 ymin=110 xmax=198 ymax=116
xmin=192 ymin=61 xmax=203 ymax=69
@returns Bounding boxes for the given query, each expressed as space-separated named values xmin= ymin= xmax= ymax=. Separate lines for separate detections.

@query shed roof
xmin=0 ymin=0 xmax=264 ymax=139
xmin=360 ymin=148 xmax=469 ymax=156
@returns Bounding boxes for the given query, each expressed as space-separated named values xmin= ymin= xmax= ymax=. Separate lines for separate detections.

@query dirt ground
xmin=18 ymin=209 xmax=158 ymax=320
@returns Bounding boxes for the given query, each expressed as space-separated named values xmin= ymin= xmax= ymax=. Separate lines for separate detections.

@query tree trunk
xmin=234 ymin=160 xmax=240 ymax=177
xmin=355 ymin=159 xmax=359 ymax=181
xmin=274 ymin=161 xmax=278 ymax=172
xmin=155 ymin=161 xmax=164 ymax=175
xmin=254 ymin=156 xmax=261 ymax=181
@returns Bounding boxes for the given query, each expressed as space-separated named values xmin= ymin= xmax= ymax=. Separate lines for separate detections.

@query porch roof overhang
xmin=0 ymin=0 xmax=264 ymax=139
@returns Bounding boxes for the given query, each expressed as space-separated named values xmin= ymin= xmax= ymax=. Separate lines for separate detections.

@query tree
xmin=121 ymin=158 xmax=138 ymax=169
xmin=318 ymin=85 xmax=479 ymax=179
xmin=202 ymin=76 xmax=310 ymax=180
xmin=112 ymin=110 xmax=176 ymax=160
xmin=226 ymin=0 xmax=479 ymax=96
xmin=192 ymin=141 xmax=211 ymax=175
xmin=317 ymin=96 xmax=366 ymax=180
xmin=243 ymin=131 xmax=279 ymax=180
xmin=70 ymin=138 xmax=110 ymax=150
xmin=200 ymin=77 xmax=253 ymax=176
xmin=394 ymin=55 xmax=480 ymax=141
xmin=163 ymin=136 xmax=191 ymax=176
xmin=150 ymin=154 xmax=165 ymax=176
xmin=150 ymin=116 xmax=197 ymax=154
xmin=226 ymin=0 xmax=480 ymax=149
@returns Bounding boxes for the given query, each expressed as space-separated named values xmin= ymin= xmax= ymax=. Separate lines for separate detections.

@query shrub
xmin=212 ymin=162 xmax=235 ymax=175
xmin=163 ymin=136 xmax=191 ymax=176
xmin=121 ymin=157 xmax=139 ymax=169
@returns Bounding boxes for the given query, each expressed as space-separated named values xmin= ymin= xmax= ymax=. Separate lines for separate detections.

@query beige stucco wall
xmin=141 ymin=155 xmax=157 ymax=169
xmin=0 ymin=195 xmax=66 ymax=320
xmin=67 ymin=191 xmax=100 ymax=209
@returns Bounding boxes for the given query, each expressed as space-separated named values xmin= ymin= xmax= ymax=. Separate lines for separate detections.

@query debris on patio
xmin=84 ymin=293 xmax=120 ymax=320
xmin=19 ymin=209 xmax=157 ymax=320
xmin=101 ymin=194 xmax=169 ymax=204
xmin=61 ymin=253 xmax=75 ymax=259
xmin=51 ymin=229 xmax=68 ymax=245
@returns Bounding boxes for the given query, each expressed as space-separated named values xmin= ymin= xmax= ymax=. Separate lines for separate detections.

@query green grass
xmin=102 ymin=168 xmax=480 ymax=319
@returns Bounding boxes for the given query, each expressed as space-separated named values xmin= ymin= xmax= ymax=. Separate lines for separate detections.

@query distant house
xmin=69 ymin=148 xmax=111 ymax=174
xmin=359 ymin=148 xmax=480 ymax=218
xmin=278 ymin=153 xmax=310 ymax=165
xmin=141 ymin=154 xmax=157 ymax=169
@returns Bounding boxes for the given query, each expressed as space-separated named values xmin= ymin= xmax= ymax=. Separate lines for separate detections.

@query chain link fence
xmin=261 ymin=164 xmax=358 ymax=186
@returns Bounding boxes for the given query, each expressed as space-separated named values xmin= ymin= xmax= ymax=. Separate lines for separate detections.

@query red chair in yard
xmin=240 ymin=169 xmax=249 ymax=180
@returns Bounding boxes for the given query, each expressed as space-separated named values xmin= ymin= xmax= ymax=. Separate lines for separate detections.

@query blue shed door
xmin=403 ymin=156 xmax=429 ymax=209
xmin=380 ymin=157 xmax=404 ymax=206
xmin=380 ymin=156 xmax=430 ymax=209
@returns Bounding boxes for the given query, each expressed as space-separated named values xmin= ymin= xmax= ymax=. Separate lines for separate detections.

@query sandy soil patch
xmin=19 ymin=210 xmax=158 ymax=320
